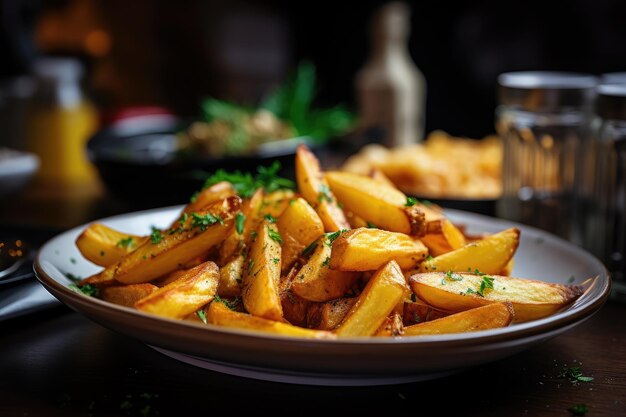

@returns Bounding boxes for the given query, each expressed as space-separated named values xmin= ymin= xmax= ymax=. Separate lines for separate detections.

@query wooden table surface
xmin=1 ymin=181 xmax=625 ymax=417
xmin=0 ymin=300 xmax=623 ymax=417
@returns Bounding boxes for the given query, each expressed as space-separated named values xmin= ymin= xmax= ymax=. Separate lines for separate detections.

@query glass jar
xmin=584 ymin=83 xmax=626 ymax=299
xmin=24 ymin=58 xmax=99 ymax=189
xmin=495 ymin=72 xmax=597 ymax=242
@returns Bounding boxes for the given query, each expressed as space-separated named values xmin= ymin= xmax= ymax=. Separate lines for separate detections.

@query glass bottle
xmin=24 ymin=58 xmax=99 ymax=191
xmin=356 ymin=2 xmax=426 ymax=146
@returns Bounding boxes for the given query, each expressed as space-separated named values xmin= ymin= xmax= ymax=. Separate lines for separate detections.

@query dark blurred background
xmin=3 ymin=0 xmax=626 ymax=139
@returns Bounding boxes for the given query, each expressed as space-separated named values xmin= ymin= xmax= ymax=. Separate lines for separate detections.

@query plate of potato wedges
xmin=34 ymin=145 xmax=610 ymax=385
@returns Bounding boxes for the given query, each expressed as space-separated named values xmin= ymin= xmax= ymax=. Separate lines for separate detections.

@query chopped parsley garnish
xmin=178 ymin=212 xmax=189 ymax=226
xmin=325 ymin=229 xmax=348 ymax=246
xmin=150 ymin=227 xmax=164 ymax=244
xmin=264 ymin=214 xmax=277 ymax=223
xmin=70 ymin=257 xmax=76 ymax=264
xmin=442 ymin=270 xmax=464 ymax=285
xmin=318 ymin=184 xmax=333 ymax=203
xmin=65 ymin=273 xmax=82 ymax=283
xmin=568 ymin=275 xmax=576 ymax=283
xmin=559 ymin=366 xmax=594 ymax=383
xmin=268 ymin=228 xmax=283 ymax=244
xmin=189 ymin=191 xmax=199 ymax=203
xmin=301 ymin=241 xmax=318 ymax=257
xmin=247 ymin=259 xmax=255 ymax=275
xmin=366 ymin=221 xmax=377 ymax=229
xmin=214 ymin=295 xmax=239 ymax=310
xmin=115 ymin=236 xmax=133 ymax=249
xmin=191 ymin=212 xmax=224 ymax=231
xmin=405 ymin=197 xmax=418 ymax=207
xmin=479 ymin=275 xmax=495 ymax=295
xmin=235 ymin=212 xmax=245 ymax=234
xmin=568 ymin=404 xmax=589 ymax=416
xmin=196 ymin=309 xmax=207 ymax=324
xmin=69 ymin=283 xmax=98 ymax=297
xmin=272 ymin=257 xmax=280 ymax=264
xmin=201 ymin=161 xmax=294 ymax=198
xmin=322 ymin=256 xmax=331 ymax=267
xmin=426 ymin=255 xmax=434 ymax=262
xmin=250 ymin=231 xmax=258 ymax=240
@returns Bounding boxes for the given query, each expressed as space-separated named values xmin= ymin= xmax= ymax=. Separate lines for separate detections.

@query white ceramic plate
xmin=34 ymin=206 xmax=610 ymax=386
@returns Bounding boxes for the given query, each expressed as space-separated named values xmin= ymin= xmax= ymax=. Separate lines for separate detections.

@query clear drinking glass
xmin=584 ymin=83 xmax=626 ymax=299
xmin=495 ymin=72 xmax=597 ymax=242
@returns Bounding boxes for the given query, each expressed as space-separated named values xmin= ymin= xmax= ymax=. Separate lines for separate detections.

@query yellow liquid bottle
xmin=25 ymin=58 xmax=99 ymax=194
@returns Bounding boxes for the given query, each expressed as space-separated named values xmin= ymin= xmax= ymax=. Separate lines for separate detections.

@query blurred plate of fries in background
xmin=342 ymin=131 xmax=502 ymax=214
xmin=34 ymin=146 xmax=609 ymax=386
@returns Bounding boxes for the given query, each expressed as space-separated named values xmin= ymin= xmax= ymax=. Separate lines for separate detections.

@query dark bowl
xmin=87 ymin=114 xmax=319 ymax=210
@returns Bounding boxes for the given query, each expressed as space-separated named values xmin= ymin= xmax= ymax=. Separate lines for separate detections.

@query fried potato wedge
xmin=291 ymin=238 xmax=360 ymax=302
xmin=402 ymin=301 xmax=450 ymax=326
xmin=335 ymin=260 xmax=409 ymax=337
xmin=369 ymin=167 xmax=397 ymax=189
xmin=410 ymin=272 xmax=584 ymax=322
xmin=135 ymin=261 xmax=220 ymax=319
xmin=100 ymin=283 xmax=158 ymax=307
xmin=218 ymin=255 xmax=244 ymax=298
xmin=418 ymin=228 xmax=520 ymax=275
xmin=295 ymin=144 xmax=350 ymax=232
xmin=76 ymin=223 xmax=146 ymax=267
xmin=241 ymin=219 xmax=283 ymax=321
xmin=219 ymin=188 xmax=264 ymax=263
xmin=112 ymin=196 xmax=240 ymax=284
xmin=420 ymin=219 xmax=467 ymax=256
xmin=207 ymin=301 xmax=335 ymax=339
xmin=330 ymin=227 xmax=428 ymax=271
xmin=325 ymin=171 xmax=426 ymax=235
xmin=262 ymin=189 xmax=297 ymax=218
xmin=183 ymin=181 xmax=236 ymax=217
xmin=404 ymin=302 xmax=514 ymax=336
xmin=374 ymin=313 xmax=405 ymax=337
xmin=277 ymin=197 xmax=325 ymax=273
xmin=280 ymin=290 xmax=311 ymax=327
xmin=306 ymin=297 xmax=357 ymax=330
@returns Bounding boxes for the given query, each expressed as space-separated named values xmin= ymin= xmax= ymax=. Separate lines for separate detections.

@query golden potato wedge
xmin=75 ymin=223 xmax=146 ymax=267
xmin=111 ymin=196 xmax=241 ymax=284
xmin=335 ymin=260 xmax=409 ymax=337
xmin=280 ymin=290 xmax=311 ymax=327
xmin=80 ymin=266 xmax=116 ymax=287
xmin=418 ymin=228 xmax=520 ymax=275
xmin=306 ymin=297 xmax=358 ymax=330
xmin=135 ymin=261 xmax=220 ymax=319
xmin=403 ymin=301 xmax=450 ymax=326
xmin=291 ymin=238 xmax=360 ymax=302
xmin=374 ymin=313 xmax=405 ymax=337
xmin=218 ymin=255 xmax=244 ymax=297
xmin=295 ymin=144 xmax=350 ymax=232
xmin=219 ymin=188 xmax=264 ymax=264
xmin=369 ymin=167 xmax=397 ymax=189
xmin=261 ymin=189 xmax=297 ymax=218
xmin=410 ymin=272 xmax=584 ymax=322
xmin=207 ymin=301 xmax=335 ymax=339
xmin=329 ymin=227 xmax=428 ymax=271
xmin=345 ymin=211 xmax=369 ymax=229
xmin=151 ymin=269 xmax=187 ymax=287
xmin=500 ymin=258 xmax=515 ymax=276
xmin=241 ymin=219 xmax=283 ymax=321
xmin=277 ymin=197 xmax=325 ymax=274
xmin=420 ymin=219 xmax=467 ymax=256
xmin=325 ymin=171 xmax=427 ymax=236
xmin=100 ymin=283 xmax=158 ymax=307
xmin=404 ymin=302 xmax=514 ymax=336
xmin=184 ymin=181 xmax=236 ymax=217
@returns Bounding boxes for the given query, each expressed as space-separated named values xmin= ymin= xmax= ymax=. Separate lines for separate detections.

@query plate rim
xmin=33 ymin=205 xmax=611 ymax=349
